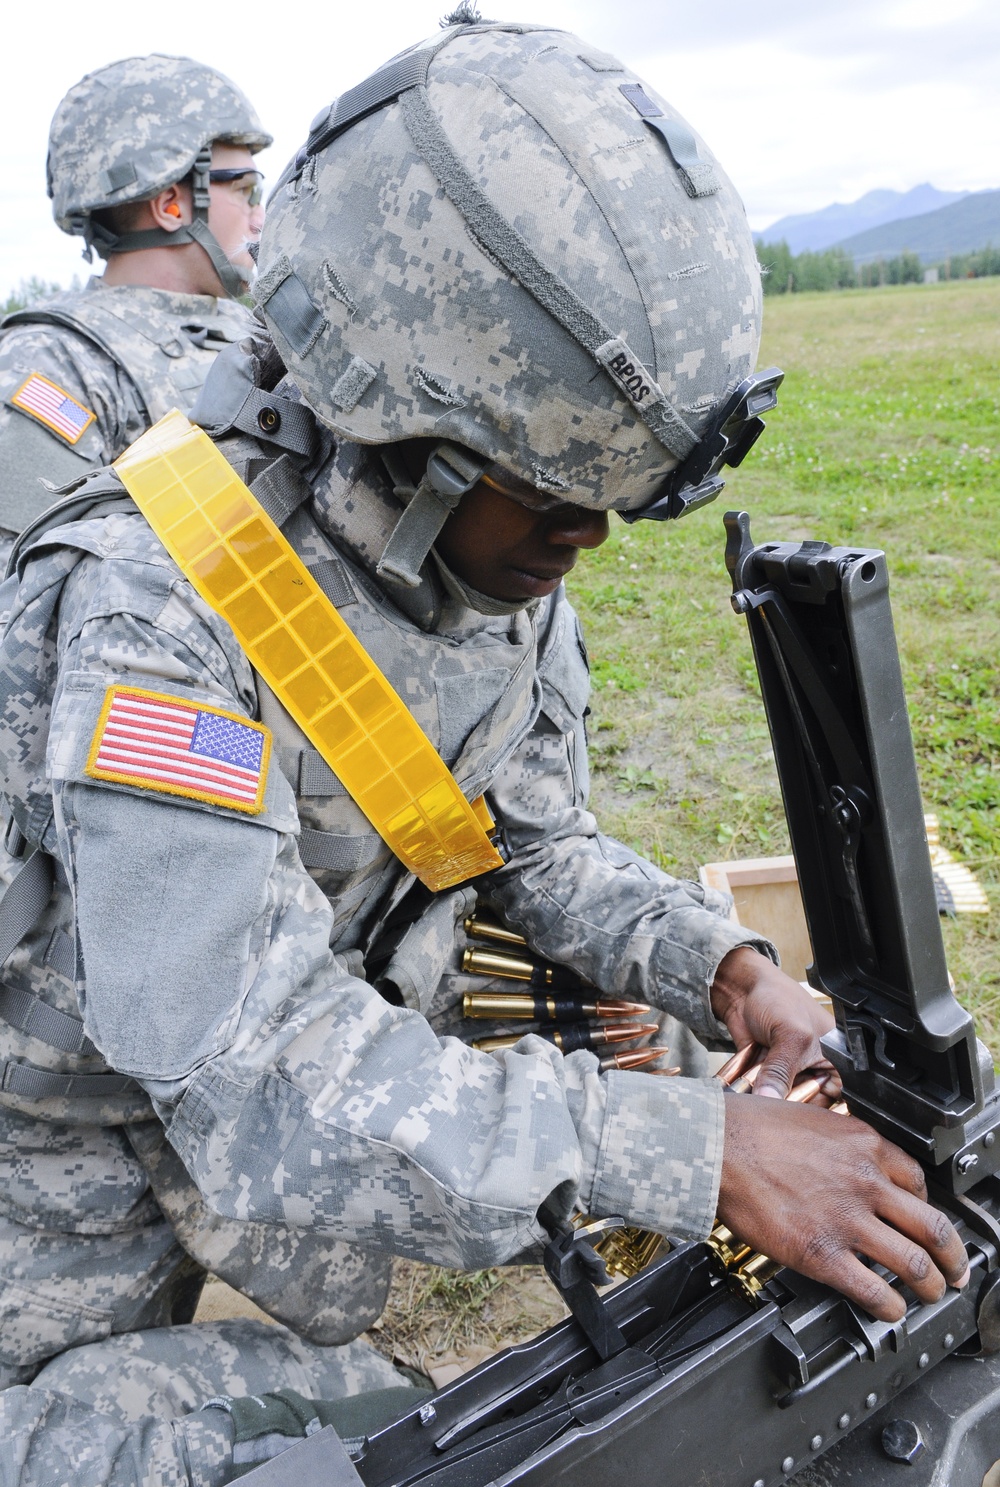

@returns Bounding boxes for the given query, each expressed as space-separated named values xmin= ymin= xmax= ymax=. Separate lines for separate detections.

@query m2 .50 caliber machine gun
xmin=247 ymin=514 xmax=1000 ymax=1487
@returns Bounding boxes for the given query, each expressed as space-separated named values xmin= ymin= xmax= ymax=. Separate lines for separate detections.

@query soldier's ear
xmin=149 ymin=184 xmax=189 ymax=231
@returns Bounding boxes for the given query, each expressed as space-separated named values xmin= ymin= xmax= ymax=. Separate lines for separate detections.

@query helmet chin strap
xmin=377 ymin=442 xmax=484 ymax=589
xmin=86 ymin=147 xmax=248 ymax=299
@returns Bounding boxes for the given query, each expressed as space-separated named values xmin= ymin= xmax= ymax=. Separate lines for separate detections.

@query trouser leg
xmin=0 ymin=1111 xmax=202 ymax=1388
xmin=31 ymin=1317 xmax=410 ymax=1421
xmin=0 ymin=1385 xmax=234 ymax=1487
xmin=3 ymin=1320 xmax=417 ymax=1487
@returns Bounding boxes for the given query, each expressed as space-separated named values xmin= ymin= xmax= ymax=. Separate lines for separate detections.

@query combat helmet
xmin=258 ymin=24 xmax=781 ymax=588
xmin=47 ymin=54 xmax=272 ymax=298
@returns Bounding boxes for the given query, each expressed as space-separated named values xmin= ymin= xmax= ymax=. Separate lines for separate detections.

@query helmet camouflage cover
xmin=257 ymin=23 xmax=763 ymax=519
xmin=48 ymin=54 xmax=271 ymax=240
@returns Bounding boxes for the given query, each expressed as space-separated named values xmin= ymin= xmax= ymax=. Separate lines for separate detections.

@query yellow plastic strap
xmin=114 ymin=410 xmax=503 ymax=891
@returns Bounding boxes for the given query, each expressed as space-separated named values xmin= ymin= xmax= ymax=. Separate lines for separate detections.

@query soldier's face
xmin=207 ymin=143 xmax=265 ymax=280
xmin=436 ymin=478 xmax=609 ymax=602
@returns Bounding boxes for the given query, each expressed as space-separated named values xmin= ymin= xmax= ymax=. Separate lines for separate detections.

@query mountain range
xmin=756 ymin=184 xmax=1000 ymax=265
xmin=832 ymin=190 xmax=1000 ymax=264
xmin=758 ymin=185 xmax=968 ymax=254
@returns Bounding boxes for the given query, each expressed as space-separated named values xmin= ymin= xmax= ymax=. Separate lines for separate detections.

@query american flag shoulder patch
xmin=10 ymin=372 xmax=96 ymax=445
xmin=86 ymin=686 xmax=270 ymax=815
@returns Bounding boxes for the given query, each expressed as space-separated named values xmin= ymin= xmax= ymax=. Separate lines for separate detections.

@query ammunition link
xmin=706 ymin=1220 xmax=776 ymax=1303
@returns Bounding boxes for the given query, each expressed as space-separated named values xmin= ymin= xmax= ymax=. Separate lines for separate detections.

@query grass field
xmin=570 ymin=276 xmax=1000 ymax=1048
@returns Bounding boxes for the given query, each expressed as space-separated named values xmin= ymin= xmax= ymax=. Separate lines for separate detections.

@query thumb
xmin=753 ymin=1048 xmax=796 ymax=1099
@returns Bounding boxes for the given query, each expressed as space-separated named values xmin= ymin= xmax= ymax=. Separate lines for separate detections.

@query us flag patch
xmin=86 ymin=686 xmax=270 ymax=814
xmin=10 ymin=373 xmax=96 ymax=444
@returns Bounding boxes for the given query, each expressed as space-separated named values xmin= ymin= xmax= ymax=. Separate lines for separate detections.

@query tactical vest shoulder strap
xmin=114 ymin=411 xmax=504 ymax=892
xmin=5 ymin=468 xmax=135 ymax=580
xmin=3 ymin=294 xmax=245 ymax=428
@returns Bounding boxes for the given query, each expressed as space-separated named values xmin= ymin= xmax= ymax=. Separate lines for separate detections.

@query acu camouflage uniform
xmin=0 ymin=367 xmax=767 ymax=1384
xmin=0 ymin=282 xmax=251 ymax=539
xmin=0 ymin=1321 xmax=418 ymax=1487
xmin=0 ymin=54 xmax=406 ymax=1409
xmin=0 ymin=52 xmax=272 ymax=547
xmin=0 ymin=24 xmax=776 ymax=1482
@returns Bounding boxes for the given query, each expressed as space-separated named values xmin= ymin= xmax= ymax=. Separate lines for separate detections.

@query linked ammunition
xmin=473 ymin=1022 xmax=658 ymax=1054
xmin=463 ymin=914 xmax=528 ymax=948
xmin=462 ymin=947 xmax=584 ymax=989
xmin=729 ymin=1251 xmax=780 ymax=1302
xmin=462 ymin=993 xmax=651 ymax=1022
xmin=714 ymin=1043 xmax=763 ymax=1086
xmin=786 ymin=1073 xmax=827 ymax=1104
xmin=729 ymin=1061 xmax=764 ymax=1095
xmin=593 ymin=1224 xmax=665 ymax=1278
xmin=707 ymin=1223 xmax=753 ymax=1271
xmin=597 ymin=1047 xmax=670 ymax=1073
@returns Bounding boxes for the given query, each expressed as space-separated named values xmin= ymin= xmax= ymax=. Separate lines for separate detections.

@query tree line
xmin=756 ymin=241 xmax=1000 ymax=295
xmin=5 ymin=245 xmax=1000 ymax=314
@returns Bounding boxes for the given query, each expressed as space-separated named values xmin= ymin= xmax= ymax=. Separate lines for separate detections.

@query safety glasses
xmin=208 ymin=168 xmax=264 ymax=208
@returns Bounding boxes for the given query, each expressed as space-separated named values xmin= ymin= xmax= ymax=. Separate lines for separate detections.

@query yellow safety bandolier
xmin=114 ymin=410 xmax=504 ymax=892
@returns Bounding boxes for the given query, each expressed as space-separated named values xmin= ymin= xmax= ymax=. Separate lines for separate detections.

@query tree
xmin=1 ymin=276 xmax=73 ymax=316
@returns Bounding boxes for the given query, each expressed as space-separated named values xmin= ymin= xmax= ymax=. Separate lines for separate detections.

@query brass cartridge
xmin=463 ymin=914 xmax=528 ymax=948
xmin=462 ymin=993 xmax=651 ymax=1021
xmin=462 ymin=948 xmax=586 ymax=989
xmin=473 ymin=1023 xmax=657 ymax=1054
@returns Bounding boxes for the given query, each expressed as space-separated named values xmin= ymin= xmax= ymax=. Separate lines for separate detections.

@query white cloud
xmin=1 ymin=0 xmax=997 ymax=291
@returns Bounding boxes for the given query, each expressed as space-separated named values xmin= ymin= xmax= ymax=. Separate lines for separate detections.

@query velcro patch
xmin=86 ymin=686 xmax=270 ymax=814
xmin=596 ymin=337 xmax=671 ymax=409
xmin=10 ymin=373 xmax=96 ymax=445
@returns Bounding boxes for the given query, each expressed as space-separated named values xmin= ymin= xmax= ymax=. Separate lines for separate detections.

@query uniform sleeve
xmin=45 ymin=556 xmax=726 ymax=1263
xmin=0 ymin=323 xmax=139 ymax=533
xmin=485 ymin=590 xmax=778 ymax=1046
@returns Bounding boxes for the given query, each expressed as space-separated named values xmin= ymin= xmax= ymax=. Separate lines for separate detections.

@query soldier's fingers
xmin=819 ymin=1068 xmax=842 ymax=1097
xmin=753 ymin=1032 xmax=815 ymax=1099
xmin=874 ymin=1184 xmax=970 ymax=1291
xmin=854 ymin=1219 xmax=949 ymax=1307
xmin=871 ymin=1134 xmax=929 ymax=1199
xmin=799 ymin=1237 xmax=907 ymax=1323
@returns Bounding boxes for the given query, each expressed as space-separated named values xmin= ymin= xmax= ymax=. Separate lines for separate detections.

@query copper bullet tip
xmin=605 ymin=1048 xmax=669 ymax=1071
xmin=599 ymin=1023 xmax=659 ymax=1045
xmin=715 ymin=1043 xmax=763 ymax=1086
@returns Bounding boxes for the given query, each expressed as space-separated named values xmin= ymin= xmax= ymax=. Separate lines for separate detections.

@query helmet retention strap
xmin=87 ymin=147 xmax=247 ymax=299
xmin=377 ymin=443 xmax=483 ymax=589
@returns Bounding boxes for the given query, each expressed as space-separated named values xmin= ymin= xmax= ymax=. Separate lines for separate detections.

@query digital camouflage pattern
xmin=0 ymin=281 xmax=252 ymax=539
xmin=0 ymin=1103 xmax=391 ymax=1390
xmin=259 ymin=24 xmax=762 ymax=512
xmin=1 ymin=1317 xmax=411 ymax=1487
xmin=0 ymin=26 xmax=776 ymax=1467
xmin=47 ymin=54 xmax=270 ymax=239
xmin=0 ymin=380 xmax=773 ymax=1389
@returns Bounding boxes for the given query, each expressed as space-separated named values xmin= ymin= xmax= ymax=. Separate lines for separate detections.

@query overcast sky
xmin=2 ymin=0 xmax=997 ymax=295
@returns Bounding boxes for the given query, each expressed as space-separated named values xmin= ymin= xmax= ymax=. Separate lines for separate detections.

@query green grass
xmin=567 ymin=278 xmax=1000 ymax=1047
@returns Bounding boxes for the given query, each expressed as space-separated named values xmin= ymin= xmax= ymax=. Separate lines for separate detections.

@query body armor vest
xmin=3 ymin=285 xmax=250 ymax=429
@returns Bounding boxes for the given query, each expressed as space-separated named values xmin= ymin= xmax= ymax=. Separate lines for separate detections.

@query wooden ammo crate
xmin=699 ymin=854 xmax=814 ymax=984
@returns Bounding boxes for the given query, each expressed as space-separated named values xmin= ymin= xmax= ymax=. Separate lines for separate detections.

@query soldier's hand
xmin=711 ymin=946 xmax=840 ymax=1099
xmin=718 ymin=1096 xmax=970 ymax=1321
